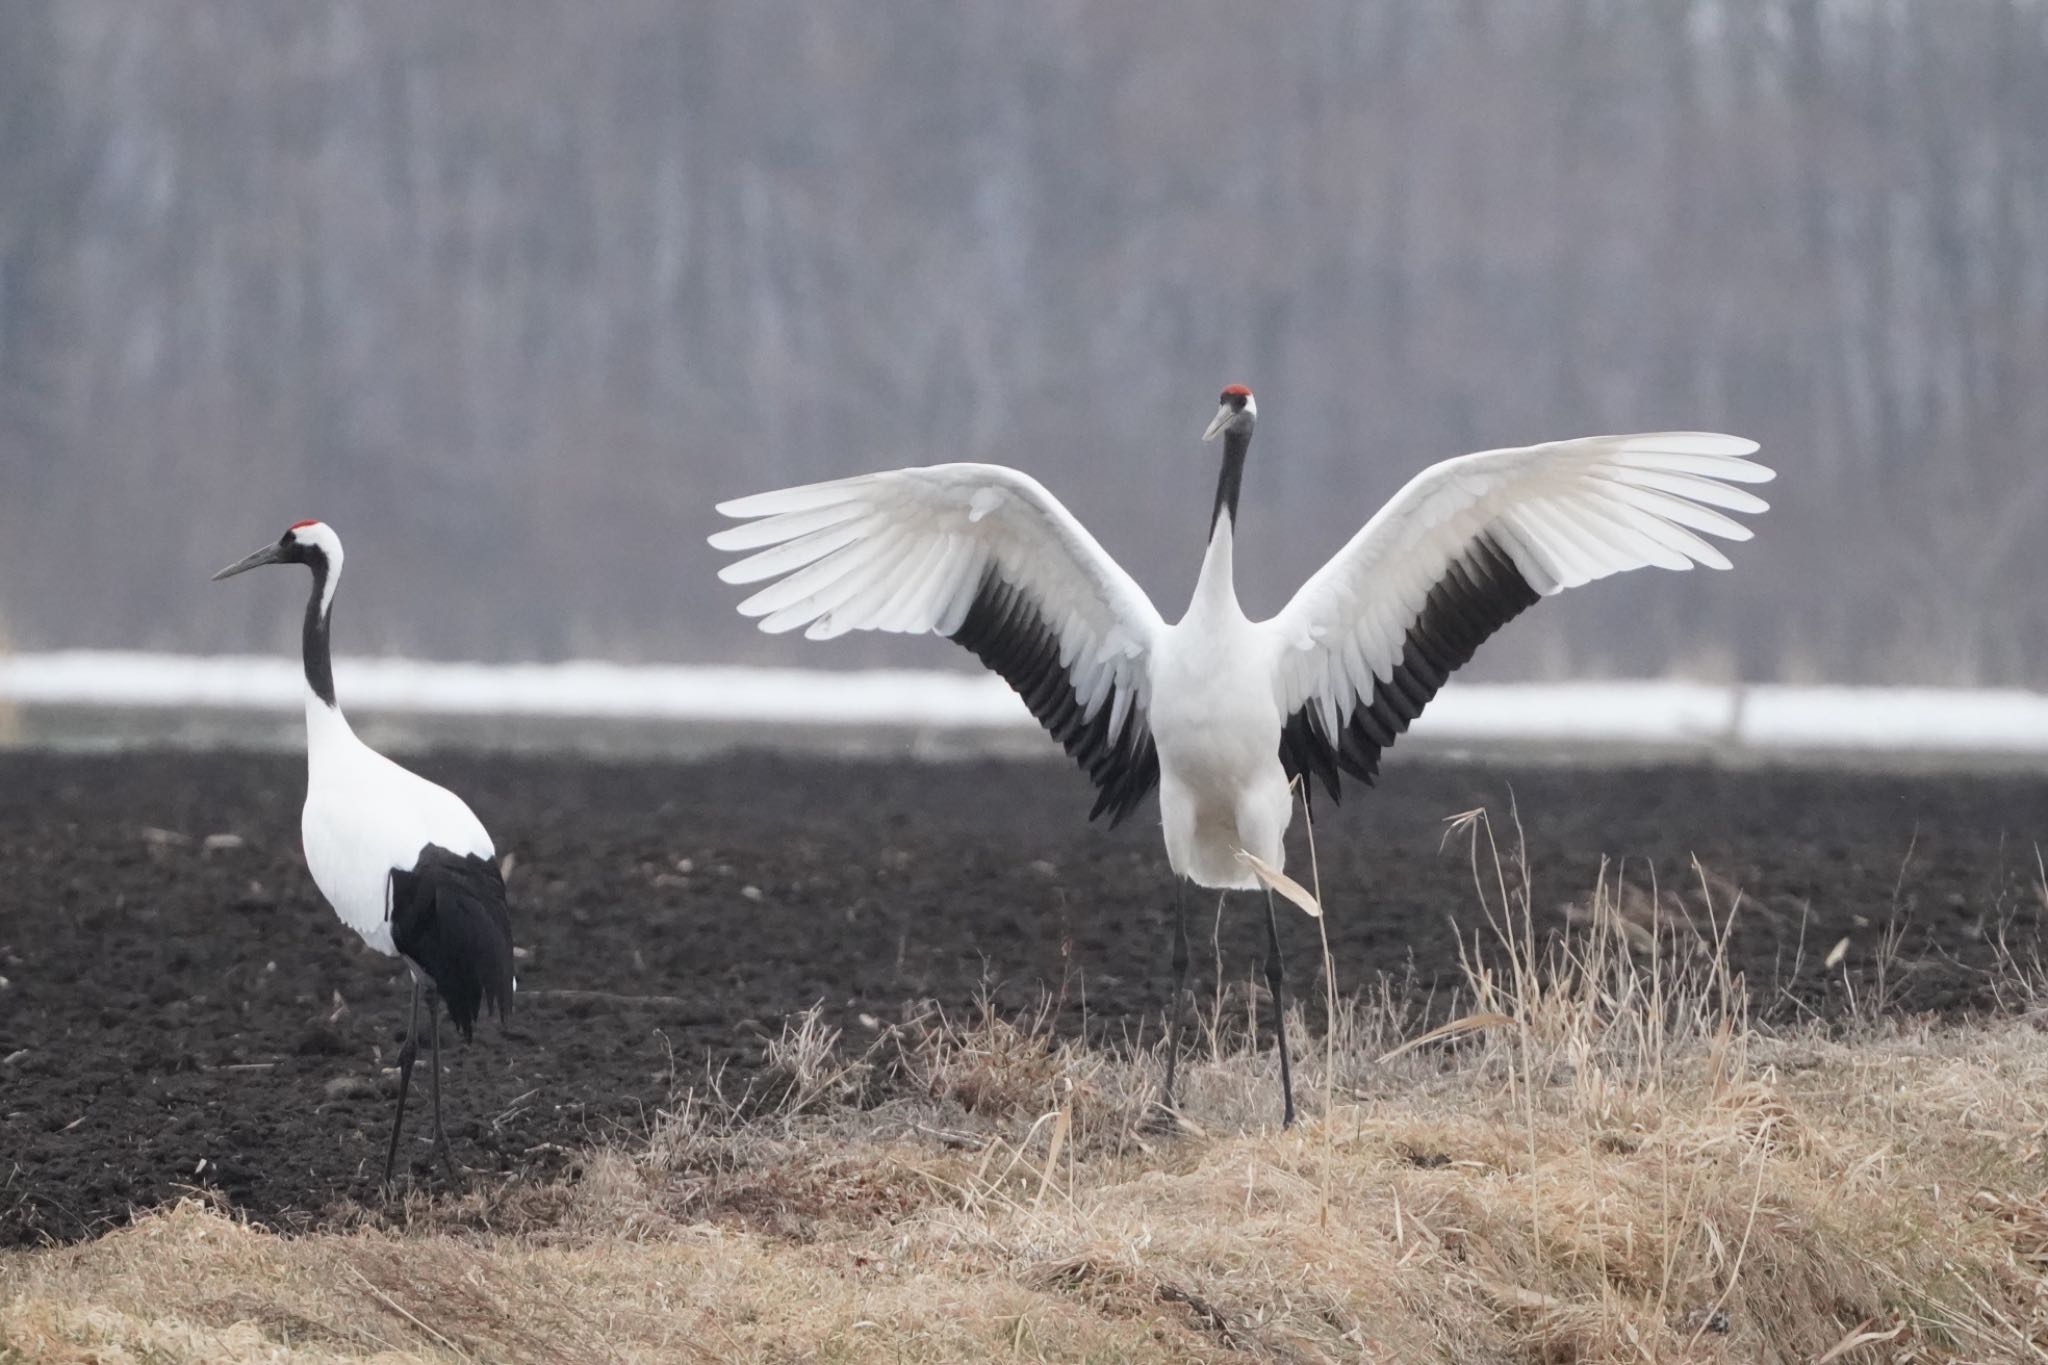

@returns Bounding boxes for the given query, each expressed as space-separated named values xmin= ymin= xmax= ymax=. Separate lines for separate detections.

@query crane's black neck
xmin=301 ymin=553 xmax=336 ymax=708
xmin=1209 ymin=426 xmax=1251 ymax=537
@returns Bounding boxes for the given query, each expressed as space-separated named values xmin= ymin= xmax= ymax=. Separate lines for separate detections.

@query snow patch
xmin=2 ymin=652 xmax=2045 ymax=754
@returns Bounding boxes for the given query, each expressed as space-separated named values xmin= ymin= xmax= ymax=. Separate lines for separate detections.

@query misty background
xmin=1 ymin=1 xmax=2044 ymax=687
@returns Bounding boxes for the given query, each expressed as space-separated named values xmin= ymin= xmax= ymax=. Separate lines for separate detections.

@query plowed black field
xmin=2 ymin=749 xmax=2042 ymax=1245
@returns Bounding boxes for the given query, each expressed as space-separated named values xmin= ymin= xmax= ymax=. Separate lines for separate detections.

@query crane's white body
xmin=712 ymin=430 xmax=1773 ymax=891
xmin=265 ymin=522 xmax=497 ymax=957
xmin=302 ymin=696 xmax=494 ymax=957
xmin=1149 ymin=524 xmax=1292 ymax=888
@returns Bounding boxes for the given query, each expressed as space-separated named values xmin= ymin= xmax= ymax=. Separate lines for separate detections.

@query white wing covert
xmin=1264 ymin=433 xmax=1773 ymax=798
xmin=302 ymin=742 xmax=497 ymax=956
xmin=712 ymin=464 xmax=1167 ymax=823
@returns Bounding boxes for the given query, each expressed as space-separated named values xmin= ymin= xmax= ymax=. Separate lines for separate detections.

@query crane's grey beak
xmin=211 ymin=542 xmax=286 ymax=581
xmin=1202 ymin=404 xmax=1235 ymax=443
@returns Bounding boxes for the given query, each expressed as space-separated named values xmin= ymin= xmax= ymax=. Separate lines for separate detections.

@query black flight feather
xmin=949 ymin=565 xmax=1159 ymax=826
xmin=1280 ymin=531 xmax=1540 ymax=802
xmin=389 ymin=845 xmax=516 ymax=1040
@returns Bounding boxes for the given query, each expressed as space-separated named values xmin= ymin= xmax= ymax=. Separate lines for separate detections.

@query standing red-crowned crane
xmin=213 ymin=520 xmax=514 ymax=1189
xmin=710 ymin=389 xmax=1772 ymax=1125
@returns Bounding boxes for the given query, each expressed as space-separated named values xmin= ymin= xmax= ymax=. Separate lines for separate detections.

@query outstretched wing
xmin=711 ymin=464 xmax=1167 ymax=823
xmin=1264 ymin=433 xmax=1773 ymax=799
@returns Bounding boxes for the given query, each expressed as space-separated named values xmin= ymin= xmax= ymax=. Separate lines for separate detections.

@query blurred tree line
xmin=1 ymin=0 xmax=2043 ymax=684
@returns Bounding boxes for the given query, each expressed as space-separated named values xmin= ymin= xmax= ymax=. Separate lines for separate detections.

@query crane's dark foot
xmin=1270 ymin=987 xmax=1298 ymax=1130
xmin=381 ymin=1033 xmax=419 ymax=1192
xmin=1157 ymin=1015 xmax=1187 ymax=1128
xmin=429 ymin=1094 xmax=467 ymax=1193
xmin=1261 ymin=890 xmax=1297 ymax=1130
xmin=424 ymin=992 xmax=466 ymax=1195
xmin=1153 ymin=884 xmax=1196 ymax=1135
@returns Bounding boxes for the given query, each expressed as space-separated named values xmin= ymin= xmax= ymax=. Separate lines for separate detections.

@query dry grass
xmin=10 ymin=812 xmax=2048 ymax=1363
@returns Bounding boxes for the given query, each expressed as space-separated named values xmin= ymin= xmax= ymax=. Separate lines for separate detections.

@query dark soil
xmin=2 ymin=748 xmax=2043 ymax=1246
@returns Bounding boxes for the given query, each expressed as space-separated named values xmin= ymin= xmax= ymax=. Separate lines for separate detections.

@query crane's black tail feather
xmin=390 ymin=846 xmax=515 ymax=1041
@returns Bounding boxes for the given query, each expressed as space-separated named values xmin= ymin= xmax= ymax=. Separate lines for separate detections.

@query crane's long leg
xmin=1161 ymin=882 xmax=1194 ymax=1114
xmin=423 ymin=985 xmax=464 ymax=1194
xmin=382 ymin=977 xmax=422 ymax=1189
xmin=1262 ymin=889 xmax=1297 ymax=1128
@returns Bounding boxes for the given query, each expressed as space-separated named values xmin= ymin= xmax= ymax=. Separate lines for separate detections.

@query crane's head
xmin=211 ymin=520 xmax=344 ymax=582
xmin=1202 ymin=384 xmax=1256 ymax=442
